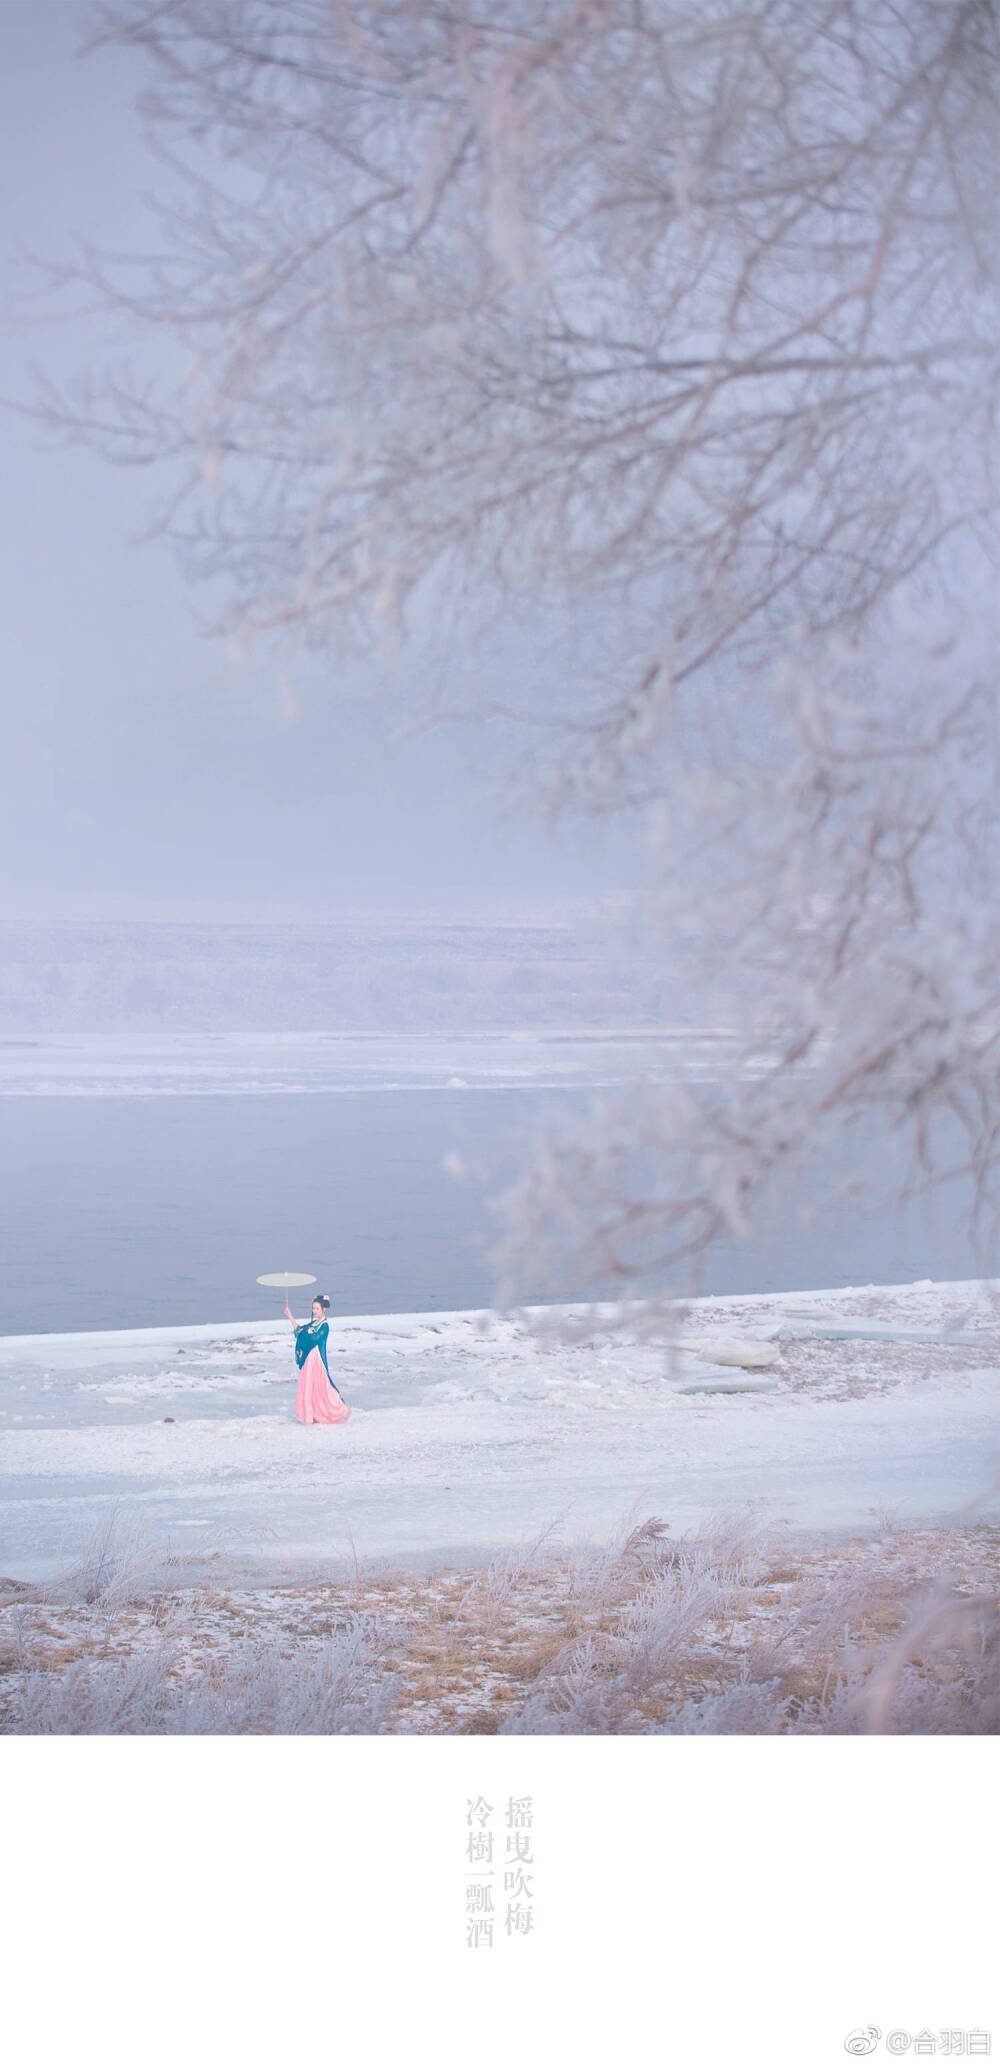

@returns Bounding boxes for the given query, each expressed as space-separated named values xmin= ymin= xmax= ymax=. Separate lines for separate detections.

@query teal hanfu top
xmin=293 ymin=1319 xmax=345 ymax=1399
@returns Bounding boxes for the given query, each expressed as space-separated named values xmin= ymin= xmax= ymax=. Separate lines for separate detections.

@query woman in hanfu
xmin=284 ymin=1293 xmax=351 ymax=1427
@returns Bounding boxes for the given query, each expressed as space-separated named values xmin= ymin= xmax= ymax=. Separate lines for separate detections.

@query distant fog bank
xmin=0 ymin=920 xmax=673 ymax=1034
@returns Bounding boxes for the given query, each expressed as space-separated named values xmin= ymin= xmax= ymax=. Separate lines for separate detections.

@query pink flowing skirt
xmin=295 ymin=1348 xmax=351 ymax=1426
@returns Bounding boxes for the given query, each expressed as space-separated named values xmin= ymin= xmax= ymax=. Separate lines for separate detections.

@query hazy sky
xmin=0 ymin=1 xmax=642 ymax=925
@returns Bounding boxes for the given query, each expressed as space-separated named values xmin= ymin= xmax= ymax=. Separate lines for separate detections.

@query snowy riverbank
xmin=2 ymin=1278 xmax=999 ymax=1586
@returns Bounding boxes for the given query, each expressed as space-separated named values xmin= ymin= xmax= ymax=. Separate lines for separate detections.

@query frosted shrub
xmin=829 ymin=1592 xmax=1000 ymax=1736
xmin=172 ymin=1618 xmax=403 ymax=1735
xmin=500 ymin=1512 xmax=1000 ymax=1735
xmin=504 ymin=1634 xmax=626 ymax=1737
xmin=4 ymin=1615 xmax=402 ymax=1735
xmin=10 ymin=1646 xmax=178 ymax=1735
xmin=670 ymin=1678 xmax=799 ymax=1736
xmin=458 ymin=1516 xmax=566 ymax=1629
xmin=557 ymin=1513 xmax=678 ymax=1620
xmin=502 ymin=1522 xmax=748 ymax=1734
xmin=4 ymin=1507 xmax=995 ymax=1734
xmin=51 ymin=1507 xmax=179 ymax=1614
xmin=678 ymin=1507 xmax=772 ymax=1590
xmin=652 ymin=1574 xmax=1000 ymax=1735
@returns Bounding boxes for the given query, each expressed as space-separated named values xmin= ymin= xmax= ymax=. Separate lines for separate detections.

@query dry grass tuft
xmin=1 ymin=1510 xmax=997 ymax=1734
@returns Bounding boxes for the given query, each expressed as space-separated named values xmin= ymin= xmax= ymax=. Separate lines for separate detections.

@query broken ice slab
xmin=774 ymin=1315 xmax=983 ymax=1347
xmin=677 ymin=1373 xmax=782 ymax=1396
xmin=679 ymin=1338 xmax=783 ymax=1370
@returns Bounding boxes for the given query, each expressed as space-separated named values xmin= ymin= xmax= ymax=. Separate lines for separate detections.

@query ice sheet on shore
xmin=1 ymin=1278 xmax=998 ymax=1581
xmin=0 ymin=1029 xmax=753 ymax=1099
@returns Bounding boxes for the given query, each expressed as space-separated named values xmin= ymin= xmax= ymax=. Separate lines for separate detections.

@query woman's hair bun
xmin=314 ymin=1293 xmax=331 ymax=1310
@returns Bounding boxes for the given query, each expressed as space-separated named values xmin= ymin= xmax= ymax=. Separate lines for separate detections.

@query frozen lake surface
xmin=1 ymin=1278 xmax=998 ymax=1583
xmin=0 ymin=1034 xmax=992 ymax=1335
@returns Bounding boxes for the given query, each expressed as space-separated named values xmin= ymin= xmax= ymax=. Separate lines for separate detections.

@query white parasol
xmin=256 ymin=1271 xmax=317 ymax=1312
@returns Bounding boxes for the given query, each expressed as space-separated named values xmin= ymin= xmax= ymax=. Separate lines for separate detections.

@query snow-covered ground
xmin=2 ymin=1278 xmax=998 ymax=1586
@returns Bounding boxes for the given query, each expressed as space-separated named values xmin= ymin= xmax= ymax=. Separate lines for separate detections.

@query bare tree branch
xmin=39 ymin=0 xmax=1000 ymax=1307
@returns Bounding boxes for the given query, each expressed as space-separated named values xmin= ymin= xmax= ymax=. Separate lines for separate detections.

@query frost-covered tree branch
xmin=52 ymin=0 xmax=1000 ymax=1305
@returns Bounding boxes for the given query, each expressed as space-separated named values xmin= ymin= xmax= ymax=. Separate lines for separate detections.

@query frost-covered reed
xmin=2 ymin=1506 xmax=996 ymax=1734
xmin=50 ymin=1506 xmax=180 ymax=1614
xmin=5 ymin=1615 xmax=402 ymax=1735
xmin=497 ymin=1511 xmax=999 ymax=1736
